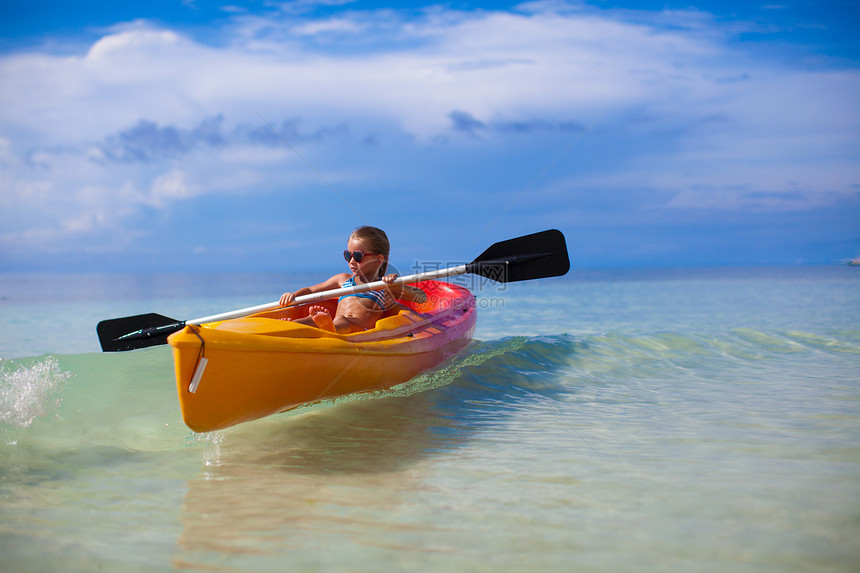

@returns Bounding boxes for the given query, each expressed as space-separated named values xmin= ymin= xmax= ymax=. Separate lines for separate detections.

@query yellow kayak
xmin=167 ymin=280 xmax=476 ymax=432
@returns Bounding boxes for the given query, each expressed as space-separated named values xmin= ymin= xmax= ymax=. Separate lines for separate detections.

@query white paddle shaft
xmin=186 ymin=264 xmax=469 ymax=325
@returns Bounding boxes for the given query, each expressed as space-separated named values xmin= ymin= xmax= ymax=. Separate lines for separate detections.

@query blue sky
xmin=0 ymin=0 xmax=858 ymax=272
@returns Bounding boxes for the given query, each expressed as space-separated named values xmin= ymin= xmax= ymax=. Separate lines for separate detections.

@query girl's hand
xmin=382 ymin=273 xmax=399 ymax=284
xmin=279 ymin=292 xmax=296 ymax=307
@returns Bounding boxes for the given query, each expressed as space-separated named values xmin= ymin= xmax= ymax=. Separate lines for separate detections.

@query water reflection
xmin=173 ymin=335 xmax=578 ymax=568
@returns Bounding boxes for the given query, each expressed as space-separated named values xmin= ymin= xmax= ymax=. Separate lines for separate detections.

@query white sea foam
xmin=0 ymin=356 xmax=72 ymax=427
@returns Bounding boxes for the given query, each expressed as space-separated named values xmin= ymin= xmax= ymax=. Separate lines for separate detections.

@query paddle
xmin=97 ymin=229 xmax=570 ymax=352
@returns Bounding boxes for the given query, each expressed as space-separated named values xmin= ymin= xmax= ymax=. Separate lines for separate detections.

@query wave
xmin=2 ymin=328 xmax=857 ymax=447
xmin=0 ymin=347 xmax=186 ymax=451
xmin=0 ymin=337 xmax=579 ymax=451
xmin=0 ymin=355 xmax=71 ymax=429
xmin=365 ymin=334 xmax=579 ymax=402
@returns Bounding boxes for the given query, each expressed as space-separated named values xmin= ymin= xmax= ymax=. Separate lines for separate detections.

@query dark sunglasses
xmin=343 ymin=250 xmax=378 ymax=263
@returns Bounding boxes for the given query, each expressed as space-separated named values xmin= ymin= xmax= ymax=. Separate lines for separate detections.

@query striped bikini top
xmin=338 ymin=276 xmax=392 ymax=310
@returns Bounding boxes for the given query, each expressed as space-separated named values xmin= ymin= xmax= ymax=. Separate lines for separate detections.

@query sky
xmin=0 ymin=0 xmax=858 ymax=273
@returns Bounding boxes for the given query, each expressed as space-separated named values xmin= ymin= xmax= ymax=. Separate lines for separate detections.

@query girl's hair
xmin=351 ymin=225 xmax=390 ymax=279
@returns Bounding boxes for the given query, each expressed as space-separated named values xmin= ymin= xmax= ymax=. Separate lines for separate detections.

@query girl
xmin=279 ymin=226 xmax=428 ymax=333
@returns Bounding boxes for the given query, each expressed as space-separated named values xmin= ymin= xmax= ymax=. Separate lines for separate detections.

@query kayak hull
xmin=167 ymin=281 xmax=476 ymax=432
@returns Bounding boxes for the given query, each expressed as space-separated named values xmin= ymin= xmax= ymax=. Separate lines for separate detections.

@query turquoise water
xmin=1 ymin=268 xmax=859 ymax=572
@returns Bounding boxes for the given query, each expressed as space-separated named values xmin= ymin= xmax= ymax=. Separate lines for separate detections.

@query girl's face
xmin=345 ymin=236 xmax=385 ymax=281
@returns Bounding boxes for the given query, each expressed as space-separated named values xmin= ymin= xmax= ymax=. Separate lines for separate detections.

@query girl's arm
xmin=280 ymin=274 xmax=348 ymax=306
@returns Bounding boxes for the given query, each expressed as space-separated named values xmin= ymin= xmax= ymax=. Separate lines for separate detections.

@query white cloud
xmin=148 ymin=169 xmax=199 ymax=207
xmin=0 ymin=3 xmax=857 ymax=265
xmin=0 ymin=8 xmax=724 ymax=141
xmin=290 ymin=17 xmax=366 ymax=36
xmin=86 ymin=27 xmax=183 ymax=61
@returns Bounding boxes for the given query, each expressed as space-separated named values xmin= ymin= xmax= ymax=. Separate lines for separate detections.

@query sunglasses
xmin=343 ymin=250 xmax=379 ymax=263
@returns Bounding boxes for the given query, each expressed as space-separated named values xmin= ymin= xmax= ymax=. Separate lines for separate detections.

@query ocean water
xmin=1 ymin=267 xmax=859 ymax=572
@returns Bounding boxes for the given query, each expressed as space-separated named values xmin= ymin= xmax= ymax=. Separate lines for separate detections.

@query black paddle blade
xmin=467 ymin=229 xmax=570 ymax=283
xmin=97 ymin=313 xmax=184 ymax=352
